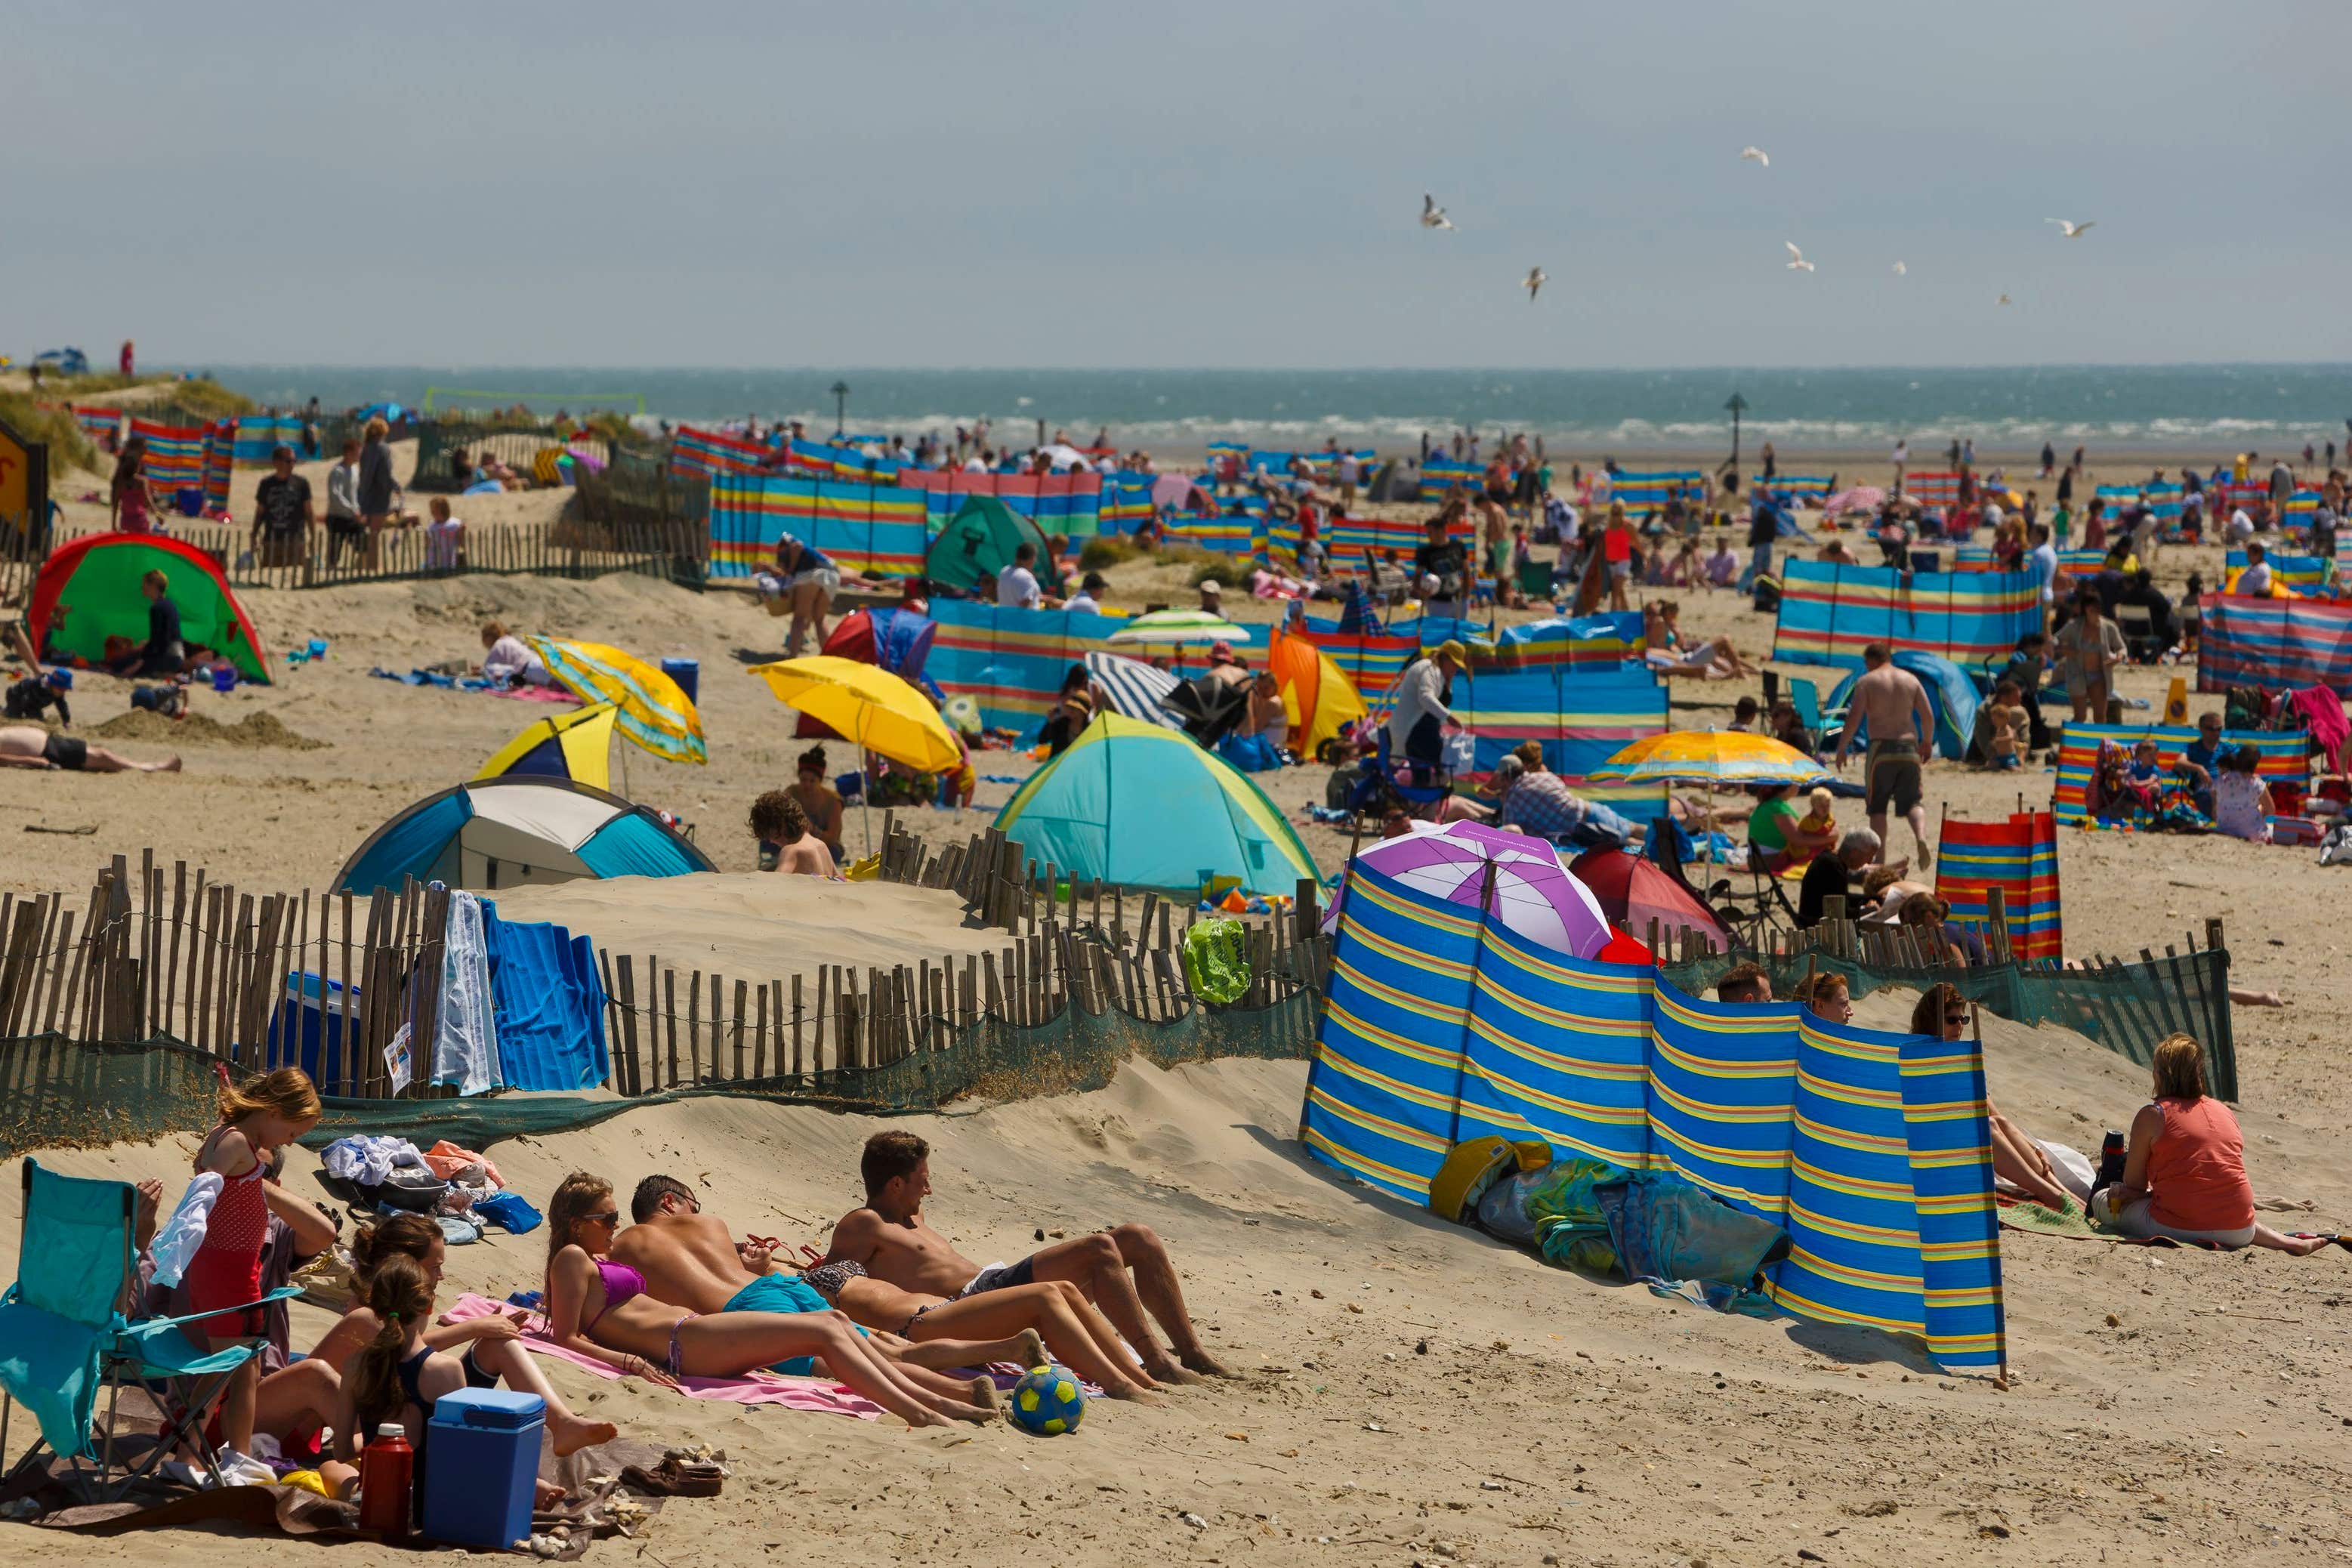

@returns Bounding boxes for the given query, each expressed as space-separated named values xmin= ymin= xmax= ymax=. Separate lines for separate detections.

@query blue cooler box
xmin=421 ymin=1387 xmax=545 ymax=1548
xmin=660 ymin=656 xmax=699 ymax=704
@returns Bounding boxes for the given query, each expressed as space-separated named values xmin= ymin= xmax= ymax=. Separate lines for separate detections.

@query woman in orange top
xmin=2093 ymin=1034 xmax=2333 ymax=1253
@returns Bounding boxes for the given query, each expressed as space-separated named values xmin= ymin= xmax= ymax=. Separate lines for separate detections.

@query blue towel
xmin=479 ymin=906 xmax=610 ymax=1091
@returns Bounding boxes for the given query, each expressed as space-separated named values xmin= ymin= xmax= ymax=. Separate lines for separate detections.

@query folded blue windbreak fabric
xmin=479 ymin=905 xmax=610 ymax=1091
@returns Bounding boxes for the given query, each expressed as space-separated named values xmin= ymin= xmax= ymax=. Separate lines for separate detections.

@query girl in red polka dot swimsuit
xmin=189 ymin=1066 xmax=321 ymax=1471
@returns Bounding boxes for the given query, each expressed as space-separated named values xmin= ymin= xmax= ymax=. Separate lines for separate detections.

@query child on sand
xmin=424 ymin=498 xmax=466 ymax=571
xmin=187 ymin=1068 xmax=321 ymax=1484
xmin=323 ymin=1255 xmax=573 ymax=1514
xmin=751 ymin=790 xmax=837 ymax=877
xmin=1983 ymin=681 xmax=2027 ymax=770
xmin=1794 ymin=786 xmax=1837 ymax=848
xmin=2212 ymin=745 xmax=2272 ymax=842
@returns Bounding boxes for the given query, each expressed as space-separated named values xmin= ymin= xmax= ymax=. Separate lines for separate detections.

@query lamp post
xmin=829 ymin=381 xmax=850 ymax=437
xmin=1724 ymin=392 xmax=1748 ymax=474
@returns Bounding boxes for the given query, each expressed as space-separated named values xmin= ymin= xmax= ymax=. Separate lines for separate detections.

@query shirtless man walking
xmin=822 ymin=1131 xmax=1233 ymax=1383
xmin=1831 ymin=642 xmax=1937 ymax=869
xmin=614 ymin=1174 xmax=1162 ymax=1400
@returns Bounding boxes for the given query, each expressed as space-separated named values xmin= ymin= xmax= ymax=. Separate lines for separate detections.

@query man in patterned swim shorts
xmin=819 ymin=1131 xmax=1233 ymax=1383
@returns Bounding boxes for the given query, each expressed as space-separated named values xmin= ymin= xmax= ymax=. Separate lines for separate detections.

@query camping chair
xmin=0 ymin=1158 xmax=301 ymax=1502
xmin=1786 ymin=677 xmax=1841 ymax=756
xmin=1346 ymin=726 xmax=1454 ymax=823
xmin=1653 ymin=816 xmax=1790 ymax=948
xmin=2113 ymin=600 xmax=2162 ymax=662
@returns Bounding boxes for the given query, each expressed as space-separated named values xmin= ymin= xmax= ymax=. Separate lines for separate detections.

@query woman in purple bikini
xmin=539 ymin=1173 xmax=990 ymax=1429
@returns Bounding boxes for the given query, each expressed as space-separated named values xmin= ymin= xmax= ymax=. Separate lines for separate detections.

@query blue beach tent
xmin=335 ymin=777 xmax=711 ymax=894
xmin=1823 ymin=650 xmax=1982 ymax=761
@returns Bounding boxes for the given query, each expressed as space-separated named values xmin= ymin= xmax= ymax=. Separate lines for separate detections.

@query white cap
xmin=1199 ymin=579 xmax=1221 ymax=594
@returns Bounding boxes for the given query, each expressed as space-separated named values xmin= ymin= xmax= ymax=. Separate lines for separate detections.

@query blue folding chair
xmin=0 ymin=1158 xmax=300 ymax=1500
xmin=1347 ymin=726 xmax=1455 ymax=821
xmin=1786 ymin=676 xmax=1844 ymax=754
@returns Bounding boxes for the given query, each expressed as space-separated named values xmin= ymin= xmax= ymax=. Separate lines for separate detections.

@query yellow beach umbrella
xmin=749 ymin=656 xmax=962 ymax=853
xmin=747 ymin=656 xmax=961 ymax=773
xmin=1589 ymin=730 xmax=1821 ymax=786
xmin=524 ymin=637 xmax=706 ymax=766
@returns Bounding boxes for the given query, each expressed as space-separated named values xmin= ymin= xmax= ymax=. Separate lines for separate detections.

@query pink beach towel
xmin=443 ymin=1293 xmax=881 ymax=1418
xmin=493 ymin=684 xmax=584 ymax=704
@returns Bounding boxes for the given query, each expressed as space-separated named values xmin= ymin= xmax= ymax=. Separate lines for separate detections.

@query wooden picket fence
xmin=0 ymin=856 xmax=444 ymax=1100
xmin=593 ymin=816 xmax=1331 ymax=1098
xmin=0 ymin=515 xmax=701 ymax=605
xmin=2 ymin=826 xmax=1331 ymax=1112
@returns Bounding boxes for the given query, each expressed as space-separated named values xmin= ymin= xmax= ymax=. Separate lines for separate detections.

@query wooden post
xmin=616 ymin=955 xmax=643 ymax=1095
xmin=792 ymin=974 xmax=805 ymax=1079
xmin=662 ymin=964 xmax=679 ymax=1085
xmin=732 ymin=977 xmax=749 ymax=1081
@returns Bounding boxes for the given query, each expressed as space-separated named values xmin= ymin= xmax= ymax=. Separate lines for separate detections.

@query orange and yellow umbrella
xmin=1588 ymin=730 xmax=1820 ymax=786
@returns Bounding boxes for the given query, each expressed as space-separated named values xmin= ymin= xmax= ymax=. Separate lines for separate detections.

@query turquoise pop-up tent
xmin=1824 ymin=650 xmax=1982 ymax=761
xmin=992 ymin=714 xmax=1320 ymax=895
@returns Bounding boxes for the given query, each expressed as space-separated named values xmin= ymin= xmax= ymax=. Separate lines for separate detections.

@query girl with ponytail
xmin=308 ymin=1211 xmax=617 ymax=1461
xmin=326 ymin=1254 xmax=569 ymax=1511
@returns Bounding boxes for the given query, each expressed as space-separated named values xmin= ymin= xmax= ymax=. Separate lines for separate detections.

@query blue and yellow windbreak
xmin=709 ymin=474 xmax=930 ymax=579
xmin=2199 ymin=595 xmax=2352 ymax=698
xmin=928 ymin=599 xmax=1128 ymax=738
xmin=1301 ymin=861 xmax=2005 ymax=1370
xmin=1772 ymin=560 xmax=2042 ymax=670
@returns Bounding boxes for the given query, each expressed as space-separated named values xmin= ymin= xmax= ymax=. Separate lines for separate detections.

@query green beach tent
xmin=30 ymin=532 xmax=272 ymax=683
xmin=992 ymin=712 xmax=1320 ymax=895
xmin=925 ymin=495 xmax=1051 ymax=594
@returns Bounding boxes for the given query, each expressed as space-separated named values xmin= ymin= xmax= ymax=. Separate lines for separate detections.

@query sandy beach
xmin=5 ymin=432 xmax=2351 ymax=1566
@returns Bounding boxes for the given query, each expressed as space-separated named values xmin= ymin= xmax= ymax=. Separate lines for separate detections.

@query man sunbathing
xmin=613 ymin=1174 xmax=1162 ymax=1400
xmin=0 ymin=723 xmax=180 ymax=773
xmin=821 ymin=1131 xmax=1233 ymax=1383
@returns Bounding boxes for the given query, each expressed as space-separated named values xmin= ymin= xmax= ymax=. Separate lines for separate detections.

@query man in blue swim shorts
xmin=610 ymin=1174 xmax=1040 ymax=1391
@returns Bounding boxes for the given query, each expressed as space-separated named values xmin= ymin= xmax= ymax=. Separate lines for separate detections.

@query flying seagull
xmin=1785 ymin=242 xmax=1814 ymax=273
xmin=2046 ymin=218 xmax=2095 ymax=238
xmin=1892 ymin=261 xmax=1907 ymax=275
xmin=1523 ymin=267 xmax=1546 ymax=301
xmin=1740 ymin=146 xmax=1770 ymax=168
xmin=1421 ymin=193 xmax=1453 ymax=230
xmin=1998 ymin=293 xmax=2014 ymax=306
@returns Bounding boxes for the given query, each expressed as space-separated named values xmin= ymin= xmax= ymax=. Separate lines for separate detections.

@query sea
xmin=174 ymin=364 xmax=2352 ymax=456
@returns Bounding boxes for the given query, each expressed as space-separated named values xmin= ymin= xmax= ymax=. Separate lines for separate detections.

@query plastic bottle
xmin=357 ymin=1423 xmax=414 ymax=1537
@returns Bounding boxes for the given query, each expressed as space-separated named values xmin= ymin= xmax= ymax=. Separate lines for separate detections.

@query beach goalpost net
xmin=421 ymin=386 xmax=647 ymax=416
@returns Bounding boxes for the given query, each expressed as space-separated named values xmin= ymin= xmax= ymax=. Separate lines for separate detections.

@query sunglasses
xmin=1944 ymin=1012 xmax=1969 ymax=1024
xmin=584 ymin=1209 xmax=619 ymax=1225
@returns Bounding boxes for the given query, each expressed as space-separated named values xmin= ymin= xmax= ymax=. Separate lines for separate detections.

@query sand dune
xmin=5 ymin=987 xmax=2348 ymax=1565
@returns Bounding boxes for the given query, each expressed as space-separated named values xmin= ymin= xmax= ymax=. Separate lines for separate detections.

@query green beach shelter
xmin=925 ymin=495 xmax=1051 ymax=594
xmin=29 ymin=532 xmax=272 ymax=683
xmin=992 ymin=712 xmax=1320 ymax=895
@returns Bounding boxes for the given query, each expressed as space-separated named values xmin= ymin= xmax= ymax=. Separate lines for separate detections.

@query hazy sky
xmin=17 ymin=1 xmax=2350 ymax=369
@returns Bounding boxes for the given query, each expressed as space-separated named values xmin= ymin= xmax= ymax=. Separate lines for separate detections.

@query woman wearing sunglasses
xmin=541 ymin=1174 xmax=994 ymax=1429
xmin=1911 ymin=985 xmax=2079 ymax=1212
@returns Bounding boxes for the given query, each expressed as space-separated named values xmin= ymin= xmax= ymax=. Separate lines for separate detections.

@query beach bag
xmin=379 ymin=1165 xmax=448 ymax=1210
xmin=1440 ymin=729 xmax=1477 ymax=776
xmin=1181 ymin=917 xmax=1251 ymax=1005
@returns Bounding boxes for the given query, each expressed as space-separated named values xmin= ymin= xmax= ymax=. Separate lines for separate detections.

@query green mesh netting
xmin=0 ymin=1034 xmax=221 ymax=1158
xmin=1654 ymin=947 xmax=2238 ymax=1103
xmin=1181 ymin=918 xmax=1252 ymax=1005
xmin=289 ymin=992 xmax=1318 ymax=1150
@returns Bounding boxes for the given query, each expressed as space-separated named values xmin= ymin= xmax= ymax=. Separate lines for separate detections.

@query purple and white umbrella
xmin=1322 ymin=820 xmax=1611 ymax=958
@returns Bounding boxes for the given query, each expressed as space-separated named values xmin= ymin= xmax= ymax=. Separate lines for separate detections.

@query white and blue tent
xmin=335 ymin=777 xmax=711 ymax=895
